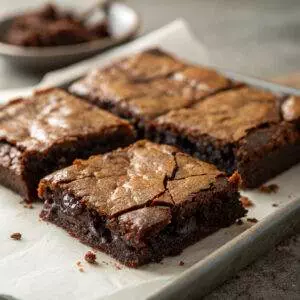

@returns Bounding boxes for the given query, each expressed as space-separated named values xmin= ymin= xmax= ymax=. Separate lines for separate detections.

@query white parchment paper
xmin=0 ymin=19 xmax=299 ymax=300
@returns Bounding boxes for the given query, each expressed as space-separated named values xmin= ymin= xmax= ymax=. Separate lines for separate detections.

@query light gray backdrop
xmin=0 ymin=0 xmax=300 ymax=89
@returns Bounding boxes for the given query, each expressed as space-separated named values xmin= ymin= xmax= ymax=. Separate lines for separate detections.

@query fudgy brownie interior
xmin=39 ymin=140 xmax=246 ymax=267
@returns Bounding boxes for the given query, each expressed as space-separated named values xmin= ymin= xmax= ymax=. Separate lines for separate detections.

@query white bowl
xmin=0 ymin=2 xmax=140 ymax=71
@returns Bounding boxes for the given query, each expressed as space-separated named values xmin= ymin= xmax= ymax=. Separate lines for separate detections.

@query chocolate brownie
xmin=0 ymin=88 xmax=134 ymax=201
xmin=147 ymin=87 xmax=300 ymax=188
xmin=69 ymin=49 xmax=238 ymax=130
xmin=4 ymin=4 xmax=109 ymax=47
xmin=38 ymin=140 xmax=246 ymax=267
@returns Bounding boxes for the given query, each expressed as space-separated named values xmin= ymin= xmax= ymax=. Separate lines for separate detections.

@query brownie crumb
xmin=247 ymin=218 xmax=258 ymax=223
xmin=84 ymin=251 xmax=97 ymax=264
xmin=115 ymin=263 xmax=122 ymax=270
xmin=24 ymin=203 xmax=34 ymax=209
xmin=179 ymin=261 xmax=185 ymax=266
xmin=259 ymin=184 xmax=279 ymax=194
xmin=272 ymin=203 xmax=279 ymax=207
xmin=236 ymin=219 xmax=244 ymax=225
xmin=76 ymin=261 xmax=84 ymax=272
xmin=240 ymin=196 xmax=254 ymax=208
xmin=10 ymin=232 xmax=22 ymax=240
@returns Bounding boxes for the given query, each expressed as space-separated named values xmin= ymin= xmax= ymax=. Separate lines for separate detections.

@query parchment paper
xmin=0 ymin=19 xmax=299 ymax=300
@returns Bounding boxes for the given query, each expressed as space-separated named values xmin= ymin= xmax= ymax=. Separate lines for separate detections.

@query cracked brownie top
xmin=0 ymin=88 xmax=133 ymax=152
xmin=69 ymin=48 xmax=237 ymax=121
xmin=153 ymin=86 xmax=284 ymax=143
xmin=38 ymin=140 xmax=226 ymax=218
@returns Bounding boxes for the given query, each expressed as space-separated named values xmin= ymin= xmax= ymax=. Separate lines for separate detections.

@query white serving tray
xmin=0 ymin=20 xmax=299 ymax=300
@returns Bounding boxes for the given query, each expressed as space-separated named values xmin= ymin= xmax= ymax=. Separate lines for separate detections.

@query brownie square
xmin=147 ymin=87 xmax=300 ymax=188
xmin=69 ymin=49 xmax=237 ymax=131
xmin=0 ymin=88 xmax=135 ymax=200
xmin=38 ymin=140 xmax=245 ymax=267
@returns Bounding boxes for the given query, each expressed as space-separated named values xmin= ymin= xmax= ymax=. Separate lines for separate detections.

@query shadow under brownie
xmin=0 ymin=88 xmax=134 ymax=201
xmin=38 ymin=140 xmax=246 ymax=267
xmin=147 ymin=87 xmax=300 ymax=188
xmin=69 ymin=48 xmax=239 ymax=133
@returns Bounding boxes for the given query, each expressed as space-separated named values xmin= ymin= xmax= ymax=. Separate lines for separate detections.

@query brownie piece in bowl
xmin=147 ymin=87 xmax=300 ymax=188
xmin=4 ymin=4 xmax=110 ymax=47
xmin=0 ymin=88 xmax=134 ymax=201
xmin=38 ymin=140 xmax=245 ymax=267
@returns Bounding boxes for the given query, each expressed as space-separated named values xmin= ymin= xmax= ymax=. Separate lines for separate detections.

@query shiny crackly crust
xmin=69 ymin=48 xmax=236 ymax=122
xmin=0 ymin=88 xmax=133 ymax=152
xmin=38 ymin=140 xmax=225 ymax=218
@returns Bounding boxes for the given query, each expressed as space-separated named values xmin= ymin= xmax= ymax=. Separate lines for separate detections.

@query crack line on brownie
xmin=105 ymin=147 xmax=221 ymax=216
xmin=161 ymin=151 xmax=178 ymax=206
xmin=41 ymin=141 xmax=223 ymax=219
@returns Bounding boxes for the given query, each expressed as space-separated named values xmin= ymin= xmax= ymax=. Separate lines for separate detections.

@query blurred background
xmin=0 ymin=0 xmax=300 ymax=89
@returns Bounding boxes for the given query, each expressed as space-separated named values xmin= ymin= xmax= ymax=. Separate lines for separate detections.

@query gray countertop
xmin=0 ymin=0 xmax=299 ymax=298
